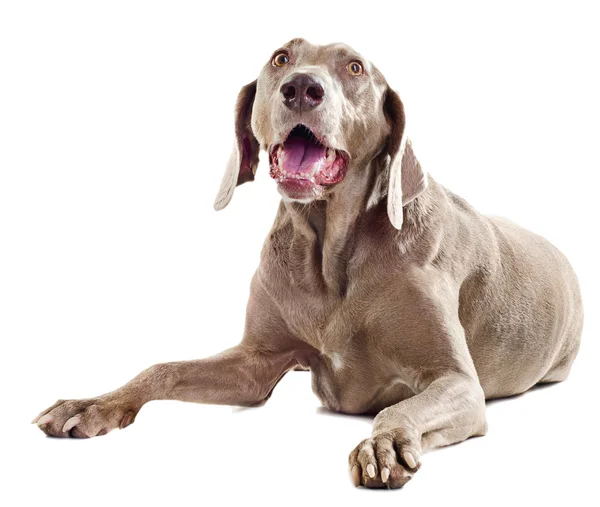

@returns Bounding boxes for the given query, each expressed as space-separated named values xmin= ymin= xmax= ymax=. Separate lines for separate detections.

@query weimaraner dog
xmin=34 ymin=38 xmax=583 ymax=489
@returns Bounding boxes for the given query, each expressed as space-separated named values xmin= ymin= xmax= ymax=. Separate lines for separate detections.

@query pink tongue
xmin=282 ymin=136 xmax=326 ymax=174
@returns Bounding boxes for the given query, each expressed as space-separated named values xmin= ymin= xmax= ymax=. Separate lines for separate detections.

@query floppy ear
xmin=214 ymin=80 xmax=260 ymax=210
xmin=383 ymin=87 xmax=428 ymax=230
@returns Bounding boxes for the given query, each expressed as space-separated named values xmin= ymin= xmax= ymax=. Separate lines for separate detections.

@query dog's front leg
xmin=33 ymin=344 xmax=301 ymax=438
xmin=34 ymin=275 xmax=307 ymax=438
xmin=348 ymin=273 xmax=488 ymax=489
xmin=349 ymin=372 xmax=487 ymax=488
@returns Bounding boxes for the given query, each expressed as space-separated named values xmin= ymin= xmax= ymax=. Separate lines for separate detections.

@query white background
xmin=1 ymin=1 xmax=599 ymax=505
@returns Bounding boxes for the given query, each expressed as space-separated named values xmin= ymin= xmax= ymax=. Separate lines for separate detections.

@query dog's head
xmin=214 ymin=38 xmax=427 ymax=229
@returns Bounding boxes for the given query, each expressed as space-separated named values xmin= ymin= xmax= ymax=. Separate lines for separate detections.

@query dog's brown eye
xmin=272 ymin=53 xmax=289 ymax=67
xmin=347 ymin=61 xmax=363 ymax=76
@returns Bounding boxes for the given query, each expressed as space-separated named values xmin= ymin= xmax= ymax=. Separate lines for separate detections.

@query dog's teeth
xmin=366 ymin=464 xmax=376 ymax=478
xmin=308 ymin=161 xmax=321 ymax=178
xmin=381 ymin=467 xmax=390 ymax=483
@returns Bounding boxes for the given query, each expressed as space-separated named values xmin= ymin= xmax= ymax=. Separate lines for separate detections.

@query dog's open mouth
xmin=269 ymin=125 xmax=349 ymax=200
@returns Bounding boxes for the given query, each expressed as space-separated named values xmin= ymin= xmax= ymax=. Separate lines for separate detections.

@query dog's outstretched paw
xmin=33 ymin=397 xmax=138 ymax=438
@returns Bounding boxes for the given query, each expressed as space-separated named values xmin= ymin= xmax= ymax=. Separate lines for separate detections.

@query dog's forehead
xmin=280 ymin=38 xmax=364 ymax=66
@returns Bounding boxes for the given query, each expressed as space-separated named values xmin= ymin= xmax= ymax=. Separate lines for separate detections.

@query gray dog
xmin=34 ymin=38 xmax=583 ymax=489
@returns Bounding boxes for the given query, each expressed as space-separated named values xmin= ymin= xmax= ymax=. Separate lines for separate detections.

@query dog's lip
xmin=276 ymin=178 xmax=324 ymax=201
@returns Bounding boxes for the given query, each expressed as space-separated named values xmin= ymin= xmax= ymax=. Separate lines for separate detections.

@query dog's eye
xmin=272 ymin=53 xmax=290 ymax=67
xmin=347 ymin=61 xmax=363 ymax=76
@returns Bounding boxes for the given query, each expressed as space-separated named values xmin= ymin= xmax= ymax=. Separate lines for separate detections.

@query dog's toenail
xmin=367 ymin=463 xmax=376 ymax=478
xmin=381 ymin=467 xmax=390 ymax=482
xmin=37 ymin=414 xmax=53 ymax=426
xmin=62 ymin=415 xmax=81 ymax=433
xmin=120 ymin=411 xmax=135 ymax=429
xmin=403 ymin=451 xmax=417 ymax=469
xmin=351 ymin=465 xmax=361 ymax=487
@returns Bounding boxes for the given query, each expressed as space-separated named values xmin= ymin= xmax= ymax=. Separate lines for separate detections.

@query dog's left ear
xmin=214 ymin=80 xmax=260 ymax=211
xmin=383 ymin=87 xmax=428 ymax=230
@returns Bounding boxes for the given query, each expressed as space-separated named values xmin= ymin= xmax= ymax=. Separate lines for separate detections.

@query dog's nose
xmin=280 ymin=73 xmax=325 ymax=112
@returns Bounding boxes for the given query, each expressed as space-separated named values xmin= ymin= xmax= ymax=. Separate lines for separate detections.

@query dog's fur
xmin=34 ymin=39 xmax=583 ymax=489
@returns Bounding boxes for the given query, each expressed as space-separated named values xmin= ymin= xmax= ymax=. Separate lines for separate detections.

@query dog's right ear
xmin=214 ymin=80 xmax=260 ymax=211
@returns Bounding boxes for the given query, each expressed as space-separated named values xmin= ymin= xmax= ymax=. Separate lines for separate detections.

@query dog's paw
xmin=348 ymin=431 xmax=421 ymax=489
xmin=32 ymin=396 xmax=138 ymax=438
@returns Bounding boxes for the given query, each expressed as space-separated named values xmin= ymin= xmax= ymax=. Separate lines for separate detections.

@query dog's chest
xmin=280 ymin=286 xmax=350 ymax=351
xmin=261 ymin=231 xmax=370 ymax=350
xmin=260 ymin=224 xmax=419 ymax=413
xmin=261 ymin=269 xmax=417 ymax=414
xmin=260 ymin=259 xmax=355 ymax=350
xmin=307 ymin=346 xmax=418 ymax=414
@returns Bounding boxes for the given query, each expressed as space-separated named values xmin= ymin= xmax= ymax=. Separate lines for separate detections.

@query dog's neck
xmin=284 ymin=196 xmax=358 ymax=296
xmin=281 ymin=172 xmax=436 ymax=297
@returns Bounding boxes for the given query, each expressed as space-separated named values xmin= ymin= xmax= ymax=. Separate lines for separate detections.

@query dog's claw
xmin=62 ymin=415 xmax=81 ymax=433
xmin=351 ymin=465 xmax=361 ymax=487
xmin=381 ymin=467 xmax=390 ymax=483
xmin=366 ymin=463 xmax=376 ymax=478
xmin=119 ymin=411 xmax=136 ymax=429
xmin=36 ymin=414 xmax=53 ymax=426
xmin=403 ymin=451 xmax=417 ymax=469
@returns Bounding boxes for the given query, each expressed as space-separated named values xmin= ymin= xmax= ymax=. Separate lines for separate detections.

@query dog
xmin=33 ymin=38 xmax=583 ymax=489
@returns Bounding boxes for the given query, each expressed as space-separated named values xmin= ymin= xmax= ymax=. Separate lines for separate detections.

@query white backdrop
xmin=1 ymin=1 xmax=599 ymax=506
